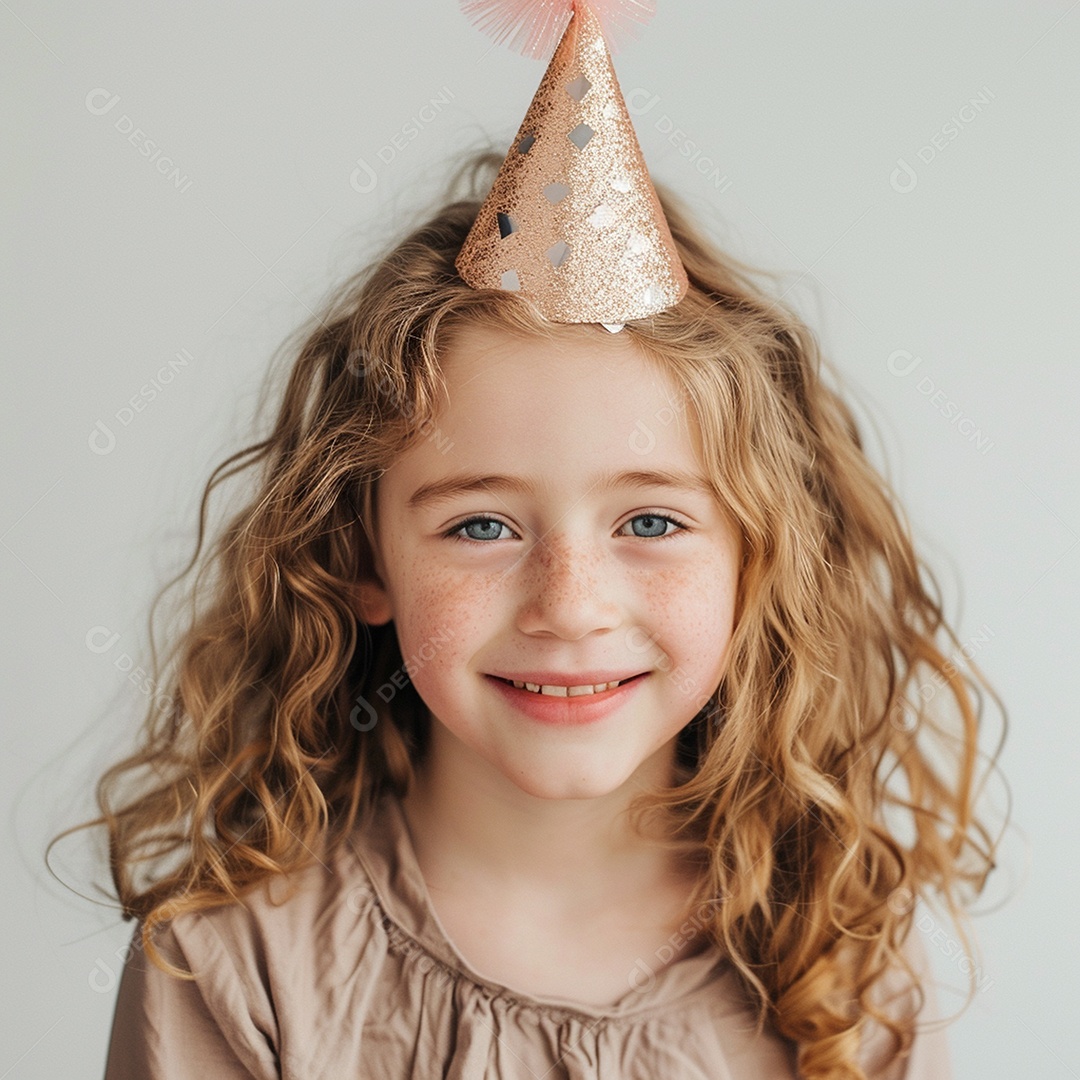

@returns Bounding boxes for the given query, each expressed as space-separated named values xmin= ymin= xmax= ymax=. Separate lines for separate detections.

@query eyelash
xmin=442 ymin=512 xmax=693 ymax=546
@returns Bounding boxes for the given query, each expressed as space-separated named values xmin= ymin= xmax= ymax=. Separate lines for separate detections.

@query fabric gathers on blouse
xmin=102 ymin=788 xmax=955 ymax=1078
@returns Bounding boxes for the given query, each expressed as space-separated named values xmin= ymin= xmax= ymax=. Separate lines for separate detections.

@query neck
xmin=399 ymin=718 xmax=693 ymax=914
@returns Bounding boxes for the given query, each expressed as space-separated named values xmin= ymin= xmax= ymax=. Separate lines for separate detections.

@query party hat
xmin=455 ymin=0 xmax=688 ymax=333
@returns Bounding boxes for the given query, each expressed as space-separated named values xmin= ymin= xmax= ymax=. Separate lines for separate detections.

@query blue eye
xmin=451 ymin=517 xmax=513 ymax=543
xmin=443 ymin=513 xmax=691 ymax=545
xmin=625 ymin=513 xmax=686 ymax=539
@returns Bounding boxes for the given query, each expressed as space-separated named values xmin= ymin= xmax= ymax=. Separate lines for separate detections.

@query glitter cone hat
xmin=455 ymin=0 xmax=688 ymax=332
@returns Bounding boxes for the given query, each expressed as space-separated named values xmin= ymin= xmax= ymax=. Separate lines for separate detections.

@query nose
xmin=513 ymin=530 xmax=623 ymax=639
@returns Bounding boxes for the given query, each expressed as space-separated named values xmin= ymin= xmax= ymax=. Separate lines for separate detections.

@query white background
xmin=3 ymin=2 xmax=1077 ymax=1076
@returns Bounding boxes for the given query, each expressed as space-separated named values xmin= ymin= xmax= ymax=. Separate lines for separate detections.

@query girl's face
xmin=355 ymin=322 xmax=742 ymax=801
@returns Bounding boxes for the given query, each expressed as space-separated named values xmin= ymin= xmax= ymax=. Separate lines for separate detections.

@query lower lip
xmin=484 ymin=673 xmax=649 ymax=727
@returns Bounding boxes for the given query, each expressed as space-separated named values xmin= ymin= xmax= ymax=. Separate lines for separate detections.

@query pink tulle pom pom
xmin=459 ymin=0 xmax=657 ymax=59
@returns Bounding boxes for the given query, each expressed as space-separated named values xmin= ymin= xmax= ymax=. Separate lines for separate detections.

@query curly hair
xmin=50 ymin=147 xmax=1007 ymax=1079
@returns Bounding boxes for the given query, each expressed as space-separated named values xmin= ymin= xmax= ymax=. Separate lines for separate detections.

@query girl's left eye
xmin=442 ymin=512 xmax=691 ymax=544
xmin=621 ymin=513 xmax=690 ymax=540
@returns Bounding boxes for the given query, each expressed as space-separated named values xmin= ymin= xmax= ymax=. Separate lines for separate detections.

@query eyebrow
xmin=406 ymin=468 xmax=715 ymax=511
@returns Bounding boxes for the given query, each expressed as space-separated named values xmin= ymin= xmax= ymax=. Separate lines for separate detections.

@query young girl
xmin=58 ymin=147 xmax=1005 ymax=1079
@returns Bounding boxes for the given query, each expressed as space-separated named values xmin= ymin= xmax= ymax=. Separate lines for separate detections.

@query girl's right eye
xmin=443 ymin=516 xmax=516 ymax=544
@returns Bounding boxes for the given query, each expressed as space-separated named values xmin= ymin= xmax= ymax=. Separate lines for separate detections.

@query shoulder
xmin=857 ymin=925 xmax=956 ymax=1080
xmin=106 ymin=830 xmax=385 ymax=1079
xmin=167 ymin=828 xmax=379 ymax=989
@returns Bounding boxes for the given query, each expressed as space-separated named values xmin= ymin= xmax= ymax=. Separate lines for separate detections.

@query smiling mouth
xmin=492 ymin=673 xmax=647 ymax=697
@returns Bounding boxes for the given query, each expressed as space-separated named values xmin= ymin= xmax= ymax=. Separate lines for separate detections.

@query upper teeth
xmin=508 ymin=678 xmax=628 ymax=696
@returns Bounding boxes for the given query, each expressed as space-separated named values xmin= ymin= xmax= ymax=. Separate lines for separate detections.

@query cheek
xmin=649 ymin=557 xmax=739 ymax=643
xmin=645 ymin=559 xmax=740 ymax=710
xmin=390 ymin=560 xmax=500 ymax=688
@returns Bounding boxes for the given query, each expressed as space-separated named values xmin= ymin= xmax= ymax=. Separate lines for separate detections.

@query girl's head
xmin=353 ymin=317 xmax=743 ymax=804
xmin=59 ymin=148 xmax=1004 ymax=1079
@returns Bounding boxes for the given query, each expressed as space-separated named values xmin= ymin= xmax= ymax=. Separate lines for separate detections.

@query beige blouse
xmin=103 ymin=788 xmax=955 ymax=1078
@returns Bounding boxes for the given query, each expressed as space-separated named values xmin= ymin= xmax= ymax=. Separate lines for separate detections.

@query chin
xmin=502 ymin=761 xmax=638 ymax=803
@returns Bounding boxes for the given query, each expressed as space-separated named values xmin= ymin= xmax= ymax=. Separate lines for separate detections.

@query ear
xmin=351 ymin=508 xmax=393 ymax=625
xmin=351 ymin=575 xmax=393 ymax=626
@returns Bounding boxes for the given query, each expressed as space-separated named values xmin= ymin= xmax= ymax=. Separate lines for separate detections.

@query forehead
xmin=381 ymin=322 xmax=706 ymax=501
xmin=437 ymin=322 xmax=687 ymax=426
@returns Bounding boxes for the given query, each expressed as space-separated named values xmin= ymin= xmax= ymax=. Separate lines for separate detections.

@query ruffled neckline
xmin=346 ymin=787 xmax=731 ymax=1022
